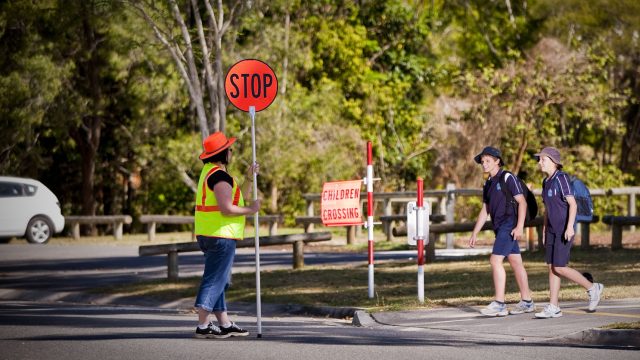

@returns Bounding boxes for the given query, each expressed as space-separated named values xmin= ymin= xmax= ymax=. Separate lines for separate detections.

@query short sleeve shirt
xmin=207 ymin=170 xmax=233 ymax=191
xmin=542 ymin=170 xmax=574 ymax=234
xmin=483 ymin=169 xmax=524 ymax=231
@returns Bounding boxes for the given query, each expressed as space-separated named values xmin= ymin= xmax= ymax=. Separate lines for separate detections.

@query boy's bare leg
xmin=507 ymin=254 xmax=531 ymax=300
xmin=490 ymin=254 xmax=506 ymax=302
xmin=549 ymin=265 xmax=562 ymax=305
xmin=552 ymin=266 xmax=593 ymax=289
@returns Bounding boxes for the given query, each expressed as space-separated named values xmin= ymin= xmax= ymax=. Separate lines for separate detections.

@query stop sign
xmin=225 ymin=59 xmax=278 ymax=112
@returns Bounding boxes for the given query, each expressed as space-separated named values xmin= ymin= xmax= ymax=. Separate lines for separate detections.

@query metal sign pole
xmin=249 ymin=106 xmax=262 ymax=338
xmin=416 ymin=177 xmax=425 ymax=303
xmin=366 ymin=141 xmax=374 ymax=299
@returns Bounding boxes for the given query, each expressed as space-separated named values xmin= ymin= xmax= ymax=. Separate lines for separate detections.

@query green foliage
xmin=457 ymin=38 xmax=628 ymax=188
xmin=0 ymin=1 xmax=73 ymax=175
xmin=438 ymin=0 xmax=540 ymax=69
xmin=0 ymin=0 xmax=637 ymax=223
xmin=531 ymin=0 xmax=640 ymax=179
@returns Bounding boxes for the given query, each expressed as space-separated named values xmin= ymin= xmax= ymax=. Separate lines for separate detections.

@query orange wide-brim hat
xmin=199 ymin=132 xmax=236 ymax=160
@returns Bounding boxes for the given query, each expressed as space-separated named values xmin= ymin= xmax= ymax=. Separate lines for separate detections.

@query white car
xmin=0 ymin=176 xmax=65 ymax=244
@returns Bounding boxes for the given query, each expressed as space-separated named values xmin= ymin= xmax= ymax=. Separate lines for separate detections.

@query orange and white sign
xmin=321 ymin=180 xmax=363 ymax=226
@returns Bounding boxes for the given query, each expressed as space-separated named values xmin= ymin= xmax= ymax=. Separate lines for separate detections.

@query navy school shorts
xmin=544 ymin=231 xmax=573 ymax=267
xmin=492 ymin=227 xmax=521 ymax=257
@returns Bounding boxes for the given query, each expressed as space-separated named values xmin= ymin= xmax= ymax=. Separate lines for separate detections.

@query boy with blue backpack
xmin=534 ymin=147 xmax=604 ymax=318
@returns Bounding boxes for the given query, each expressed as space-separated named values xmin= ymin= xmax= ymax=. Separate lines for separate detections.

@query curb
xmin=351 ymin=310 xmax=377 ymax=327
xmin=0 ymin=288 xmax=359 ymax=319
xmin=264 ymin=303 xmax=360 ymax=319
xmin=560 ymin=328 xmax=640 ymax=348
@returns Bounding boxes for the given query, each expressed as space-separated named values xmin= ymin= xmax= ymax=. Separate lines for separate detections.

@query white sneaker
xmin=480 ymin=301 xmax=509 ymax=317
xmin=587 ymin=283 xmax=604 ymax=312
xmin=534 ymin=304 xmax=562 ymax=319
xmin=509 ymin=300 xmax=536 ymax=315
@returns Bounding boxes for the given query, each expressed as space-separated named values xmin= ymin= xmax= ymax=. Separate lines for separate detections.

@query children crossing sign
xmin=321 ymin=180 xmax=364 ymax=226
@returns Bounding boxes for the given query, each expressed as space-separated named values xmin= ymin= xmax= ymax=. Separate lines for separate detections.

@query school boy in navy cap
xmin=469 ymin=146 xmax=535 ymax=316
xmin=534 ymin=147 xmax=604 ymax=318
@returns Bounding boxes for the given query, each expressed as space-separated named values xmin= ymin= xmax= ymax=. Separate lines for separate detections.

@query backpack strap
xmin=499 ymin=171 xmax=519 ymax=216
xmin=553 ymin=172 xmax=571 ymax=199
xmin=482 ymin=178 xmax=490 ymax=204
xmin=499 ymin=171 xmax=515 ymax=200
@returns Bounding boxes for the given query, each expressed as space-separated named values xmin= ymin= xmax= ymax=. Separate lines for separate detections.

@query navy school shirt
xmin=483 ymin=169 xmax=524 ymax=231
xmin=542 ymin=170 xmax=574 ymax=234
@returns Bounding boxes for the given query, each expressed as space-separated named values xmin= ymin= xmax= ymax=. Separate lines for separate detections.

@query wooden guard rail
xmin=294 ymin=216 xmax=358 ymax=245
xmin=393 ymin=216 xmax=609 ymax=253
xmin=139 ymin=214 xmax=283 ymax=241
xmin=602 ymin=216 xmax=640 ymax=250
xmin=379 ymin=214 xmax=446 ymax=241
xmin=304 ymin=186 xmax=639 ymax=248
xmin=65 ymin=215 xmax=133 ymax=240
xmin=393 ymin=217 xmax=545 ymax=261
xmin=139 ymin=231 xmax=333 ymax=280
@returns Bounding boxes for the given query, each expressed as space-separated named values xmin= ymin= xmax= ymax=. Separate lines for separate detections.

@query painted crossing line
xmin=562 ymin=309 xmax=640 ymax=319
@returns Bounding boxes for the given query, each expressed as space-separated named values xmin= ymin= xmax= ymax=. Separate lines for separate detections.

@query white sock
xmin=220 ymin=322 xmax=232 ymax=328
xmin=198 ymin=323 xmax=209 ymax=329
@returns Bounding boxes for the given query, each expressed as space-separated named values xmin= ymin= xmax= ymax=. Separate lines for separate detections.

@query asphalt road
xmin=1 ymin=244 xmax=638 ymax=359
xmin=1 ymin=300 xmax=638 ymax=360
xmin=0 ymin=243 xmax=455 ymax=294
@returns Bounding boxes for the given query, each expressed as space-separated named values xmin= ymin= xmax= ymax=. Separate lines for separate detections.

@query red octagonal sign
xmin=225 ymin=59 xmax=278 ymax=112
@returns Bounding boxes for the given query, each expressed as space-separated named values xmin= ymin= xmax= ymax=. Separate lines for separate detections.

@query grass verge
xmin=600 ymin=321 xmax=640 ymax=330
xmin=95 ymin=247 xmax=640 ymax=312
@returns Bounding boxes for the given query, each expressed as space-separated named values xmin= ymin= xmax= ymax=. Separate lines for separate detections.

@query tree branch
xmin=168 ymin=0 xmax=209 ymax=138
xmin=190 ymin=0 xmax=218 ymax=125
xmin=220 ymin=0 xmax=242 ymax=35
xmin=130 ymin=2 xmax=194 ymax=97
xmin=367 ymin=42 xmax=393 ymax=67
xmin=505 ymin=0 xmax=516 ymax=28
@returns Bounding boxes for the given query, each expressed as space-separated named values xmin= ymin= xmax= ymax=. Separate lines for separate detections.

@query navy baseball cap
xmin=474 ymin=146 xmax=504 ymax=166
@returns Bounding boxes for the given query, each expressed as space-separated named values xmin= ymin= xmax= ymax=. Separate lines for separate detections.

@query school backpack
xmin=543 ymin=173 xmax=594 ymax=222
xmin=568 ymin=176 xmax=594 ymax=222
xmin=483 ymin=171 xmax=538 ymax=221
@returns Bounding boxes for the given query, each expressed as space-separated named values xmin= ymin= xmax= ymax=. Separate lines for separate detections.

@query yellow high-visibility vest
xmin=194 ymin=163 xmax=245 ymax=239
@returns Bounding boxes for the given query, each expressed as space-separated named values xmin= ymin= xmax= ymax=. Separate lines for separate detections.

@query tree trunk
xmin=513 ymin=129 xmax=527 ymax=175
xmin=168 ymin=0 xmax=209 ymax=140
xmin=621 ymin=106 xmax=640 ymax=171
xmin=190 ymin=0 xmax=218 ymax=129
xmin=270 ymin=183 xmax=278 ymax=214
xmin=80 ymin=139 xmax=97 ymax=217
xmin=76 ymin=2 xmax=103 ymax=236
xmin=214 ymin=37 xmax=225 ymax=133
xmin=266 ymin=12 xmax=290 ymax=215
xmin=620 ymin=60 xmax=640 ymax=174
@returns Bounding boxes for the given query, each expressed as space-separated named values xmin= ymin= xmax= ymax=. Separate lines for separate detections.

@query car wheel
xmin=26 ymin=216 xmax=53 ymax=244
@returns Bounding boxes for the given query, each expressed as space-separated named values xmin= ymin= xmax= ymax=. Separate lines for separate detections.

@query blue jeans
xmin=194 ymin=236 xmax=236 ymax=312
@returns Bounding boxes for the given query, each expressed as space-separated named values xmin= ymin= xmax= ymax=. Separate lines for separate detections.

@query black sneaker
xmin=220 ymin=322 xmax=249 ymax=337
xmin=195 ymin=323 xmax=230 ymax=339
